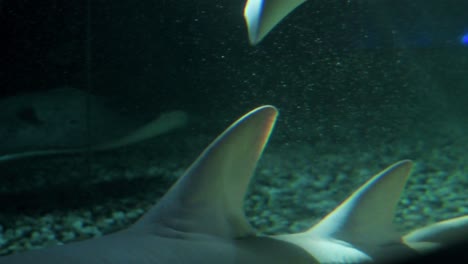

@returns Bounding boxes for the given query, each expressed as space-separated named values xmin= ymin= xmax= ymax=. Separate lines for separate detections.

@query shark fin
xmin=403 ymin=215 xmax=468 ymax=252
xmin=93 ymin=110 xmax=188 ymax=151
xmin=308 ymin=160 xmax=414 ymax=244
xmin=244 ymin=0 xmax=306 ymax=45
xmin=276 ymin=160 xmax=414 ymax=263
xmin=135 ymin=106 xmax=278 ymax=238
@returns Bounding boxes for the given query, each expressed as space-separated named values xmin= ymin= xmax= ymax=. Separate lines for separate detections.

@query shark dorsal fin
xmin=134 ymin=106 xmax=278 ymax=238
xmin=309 ymin=160 xmax=414 ymax=244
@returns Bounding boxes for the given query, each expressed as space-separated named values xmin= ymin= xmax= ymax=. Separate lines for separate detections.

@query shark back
xmin=0 ymin=105 xmax=315 ymax=263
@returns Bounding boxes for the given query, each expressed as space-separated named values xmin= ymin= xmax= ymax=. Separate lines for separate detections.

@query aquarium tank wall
xmin=0 ymin=0 xmax=466 ymax=263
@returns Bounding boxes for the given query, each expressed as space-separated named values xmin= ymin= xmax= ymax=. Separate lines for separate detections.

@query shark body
xmin=1 ymin=105 xmax=467 ymax=263
xmin=0 ymin=88 xmax=188 ymax=162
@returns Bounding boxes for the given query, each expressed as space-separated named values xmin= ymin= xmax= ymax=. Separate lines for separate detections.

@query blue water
xmin=461 ymin=32 xmax=468 ymax=46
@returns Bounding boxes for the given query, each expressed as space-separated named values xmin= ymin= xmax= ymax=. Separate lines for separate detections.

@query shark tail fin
xmin=244 ymin=0 xmax=306 ymax=45
xmin=403 ymin=215 xmax=468 ymax=252
xmin=135 ymin=106 xmax=278 ymax=238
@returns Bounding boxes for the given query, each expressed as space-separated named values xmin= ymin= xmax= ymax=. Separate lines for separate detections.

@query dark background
xmin=0 ymin=0 xmax=467 ymax=144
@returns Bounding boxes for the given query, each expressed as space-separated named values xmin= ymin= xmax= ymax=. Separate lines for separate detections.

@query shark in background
xmin=0 ymin=87 xmax=188 ymax=162
xmin=0 ymin=105 xmax=466 ymax=263
xmin=244 ymin=0 xmax=307 ymax=45
xmin=243 ymin=0 xmax=466 ymax=49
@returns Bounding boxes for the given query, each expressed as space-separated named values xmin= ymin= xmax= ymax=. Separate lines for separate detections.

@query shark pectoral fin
xmin=403 ymin=215 xmax=468 ymax=252
xmin=244 ymin=0 xmax=306 ymax=45
xmin=93 ymin=110 xmax=188 ymax=151
xmin=135 ymin=106 xmax=278 ymax=238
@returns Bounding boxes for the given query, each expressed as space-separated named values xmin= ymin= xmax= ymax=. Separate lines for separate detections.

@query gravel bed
xmin=0 ymin=124 xmax=466 ymax=256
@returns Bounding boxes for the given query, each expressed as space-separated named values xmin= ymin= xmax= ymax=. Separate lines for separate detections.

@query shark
xmin=0 ymin=105 xmax=467 ymax=263
xmin=244 ymin=0 xmax=307 ymax=45
xmin=0 ymin=87 xmax=188 ymax=162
